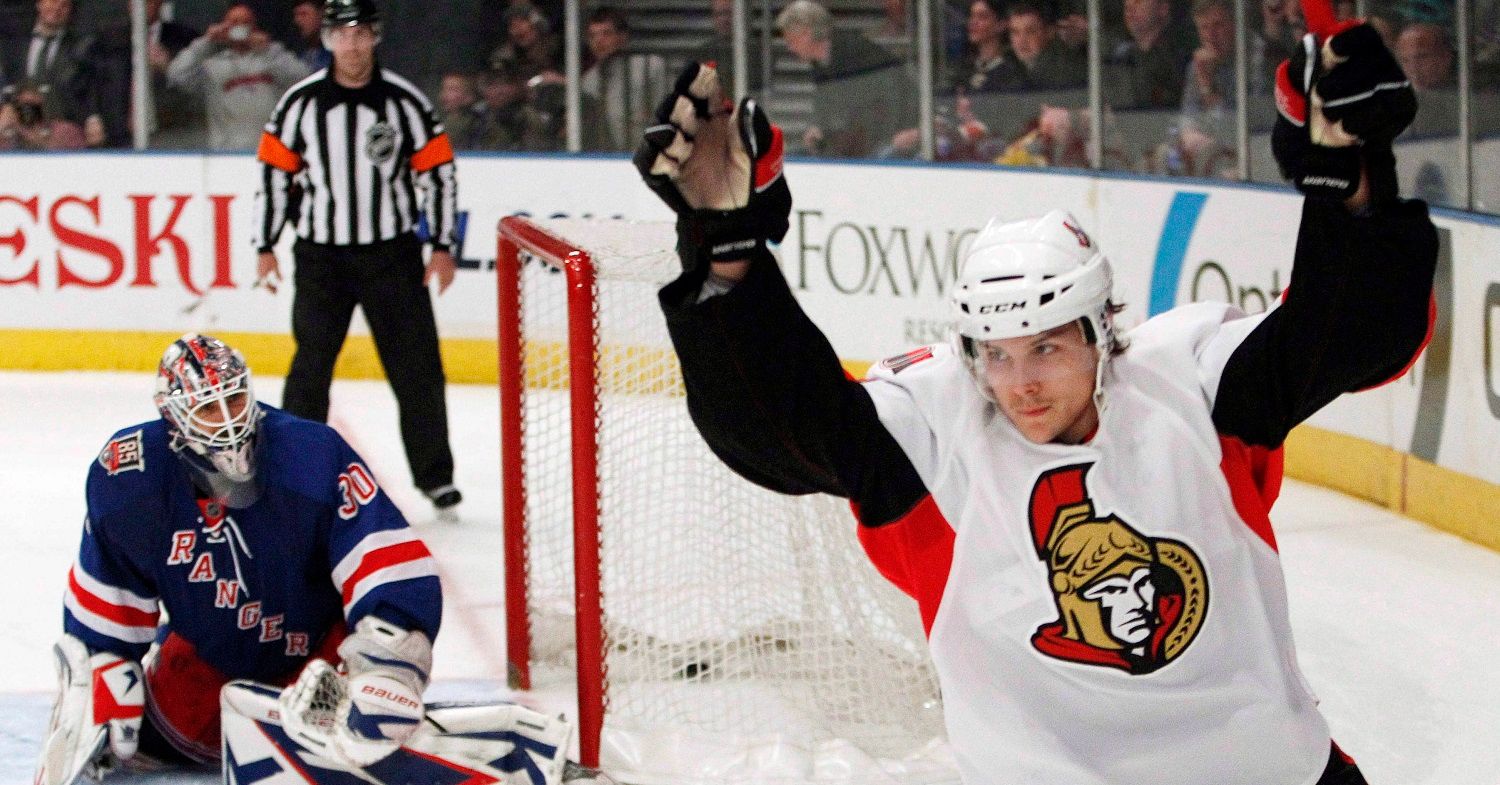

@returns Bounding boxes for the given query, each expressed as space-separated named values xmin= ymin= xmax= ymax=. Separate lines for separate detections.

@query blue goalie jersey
xmin=64 ymin=404 xmax=442 ymax=683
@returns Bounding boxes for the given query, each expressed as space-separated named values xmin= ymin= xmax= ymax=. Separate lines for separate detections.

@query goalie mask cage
xmin=497 ymin=217 xmax=953 ymax=785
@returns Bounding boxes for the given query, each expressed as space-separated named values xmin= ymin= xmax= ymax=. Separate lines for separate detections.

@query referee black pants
xmin=283 ymin=232 xmax=454 ymax=492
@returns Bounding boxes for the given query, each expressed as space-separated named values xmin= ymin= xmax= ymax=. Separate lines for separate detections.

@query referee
xmin=252 ymin=0 xmax=462 ymax=517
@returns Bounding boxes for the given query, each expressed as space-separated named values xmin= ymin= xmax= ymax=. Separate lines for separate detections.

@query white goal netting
xmin=500 ymin=218 xmax=953 ymax=785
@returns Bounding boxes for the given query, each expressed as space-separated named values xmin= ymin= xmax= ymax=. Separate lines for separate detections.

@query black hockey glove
xmin=633 ymin=62 xmax=791 ymax=275
xmin=1271 ymin=22 xmax=1415 ymax=203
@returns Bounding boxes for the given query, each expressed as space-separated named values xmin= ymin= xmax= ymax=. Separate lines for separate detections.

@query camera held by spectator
xmin=0 ymin=80 xmax=86 ymax=150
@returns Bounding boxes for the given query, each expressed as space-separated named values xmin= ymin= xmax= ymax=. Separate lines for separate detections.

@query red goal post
xmin=495 ymin=216 xmax=951 ymax=785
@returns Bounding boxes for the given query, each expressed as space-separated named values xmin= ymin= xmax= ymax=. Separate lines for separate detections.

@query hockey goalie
xmin=33 ymin=333 xmax=583 ymax=785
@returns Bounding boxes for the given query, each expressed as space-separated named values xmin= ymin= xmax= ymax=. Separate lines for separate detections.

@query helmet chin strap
xmin=1089 ymin=310 xmax=1116 ymax=423
xmin=1091 ymin=346 xmax=1110 ymax=421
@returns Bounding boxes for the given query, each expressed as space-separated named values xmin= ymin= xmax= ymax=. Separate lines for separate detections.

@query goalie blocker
xmin=221 ymin=679 xmax=575 ymax=785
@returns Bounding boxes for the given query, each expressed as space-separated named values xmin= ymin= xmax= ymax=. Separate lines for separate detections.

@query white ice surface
xmin=1 ymin=370 xmax=1497 ymax=784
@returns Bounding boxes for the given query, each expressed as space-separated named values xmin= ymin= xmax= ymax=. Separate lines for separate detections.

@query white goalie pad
xmin=221 ymin=679 xmax=573 ymax=785
xmin=35 ymin=636 xmax=144 ymax=785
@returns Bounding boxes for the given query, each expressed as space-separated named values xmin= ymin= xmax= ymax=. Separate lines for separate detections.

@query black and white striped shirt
xmin=252 ymin=67 xmax=457 ymax=251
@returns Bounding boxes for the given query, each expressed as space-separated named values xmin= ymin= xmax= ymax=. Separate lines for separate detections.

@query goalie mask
xmin=950 ymin=210 xmax=1118 ymax=407
xmin=154 ymin=334 xmax=264 ymax=493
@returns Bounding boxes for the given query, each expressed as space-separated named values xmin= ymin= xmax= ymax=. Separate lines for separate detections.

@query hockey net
xmin=497 ymin=217 xmax=952 ymax=785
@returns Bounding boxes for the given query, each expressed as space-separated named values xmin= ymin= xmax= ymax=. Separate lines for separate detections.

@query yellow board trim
xmin=1282 ymin=425 xmax=1500 ymax=552
xmin=0 ymin=329 xmax=498 ymax=385
xmin=3 ymin=329 xmax=1495 ymax=552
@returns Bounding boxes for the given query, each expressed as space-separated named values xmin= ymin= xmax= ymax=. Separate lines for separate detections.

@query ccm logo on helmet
xmin=979 ymin=302 xmax=1028 ymax=314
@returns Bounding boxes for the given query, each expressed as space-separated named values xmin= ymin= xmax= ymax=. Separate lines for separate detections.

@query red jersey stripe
xmin=68 ymin=567 xmax=159 ymax=629
xmin=340 ymin=540 xmax=434 ymax=606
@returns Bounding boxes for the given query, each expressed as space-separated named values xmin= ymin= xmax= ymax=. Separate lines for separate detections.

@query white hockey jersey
xmin=862 ymin=304 xmax=1328 ymax=785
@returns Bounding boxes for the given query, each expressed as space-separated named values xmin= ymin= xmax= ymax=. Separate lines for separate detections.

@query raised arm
xmin=1213 ymin=21 xmax=1437 ymax=447
xmin=640 ymin=64 xmax=929 ymax=526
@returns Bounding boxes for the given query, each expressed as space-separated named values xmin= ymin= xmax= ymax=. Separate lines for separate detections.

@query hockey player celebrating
xmin=35 ymin=334 xmax=570 ymax=785
xmin=637 ymin=13 xmax=1435 ymax=785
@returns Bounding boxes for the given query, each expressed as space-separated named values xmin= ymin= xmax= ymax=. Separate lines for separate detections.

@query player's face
xmin=191 ymin=391 xmax=251 ymax=440
xmin=978 ymin=322 xmax=1100 ymax=444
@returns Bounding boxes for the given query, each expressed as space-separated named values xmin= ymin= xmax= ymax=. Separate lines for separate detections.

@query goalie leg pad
xmin=35 ymin=635 xmax=145 ymax=785
xmin=226 ymin=680 xmax=575 ymax=785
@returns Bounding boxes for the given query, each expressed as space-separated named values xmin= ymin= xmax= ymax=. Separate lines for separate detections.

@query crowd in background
xmin=0 ymin=0 xmax=1489 ymax=206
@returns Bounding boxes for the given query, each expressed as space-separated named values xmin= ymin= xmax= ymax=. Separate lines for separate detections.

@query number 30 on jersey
xmin=337 ymin=462 xmax=379 ymax=519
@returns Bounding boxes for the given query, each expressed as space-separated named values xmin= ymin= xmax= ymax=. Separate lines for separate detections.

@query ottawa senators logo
xmin=1027 ymin=463 xmax=1208 ymax=674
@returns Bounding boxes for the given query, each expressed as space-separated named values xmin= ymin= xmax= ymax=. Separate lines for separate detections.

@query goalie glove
xmin=35 ymin=636 xmax=144 ymax=785
xmin=1271 ymin=19 xmax=1415 ymax=203
xmin=279 ymin=616 xmax=432 ymax=768
xmin=633 ymin=62 xmax=791 ymax=275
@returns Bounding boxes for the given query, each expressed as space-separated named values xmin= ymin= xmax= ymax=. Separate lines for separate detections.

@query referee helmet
xmin=324 ymin=0 xmax=382 ymax=27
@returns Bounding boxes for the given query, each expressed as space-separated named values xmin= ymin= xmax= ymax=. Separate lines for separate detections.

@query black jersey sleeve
xmin=659 ymin=250 xmax=929 ymax=528
xmin=1212 ymin=197 xmax=1439 ymax=447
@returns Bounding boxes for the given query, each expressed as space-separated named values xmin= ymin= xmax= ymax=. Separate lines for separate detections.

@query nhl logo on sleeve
xmin=98 ymin=430 xmax=146 ymax=475
xmin=880 ymin=347 xmax=935 ymax=375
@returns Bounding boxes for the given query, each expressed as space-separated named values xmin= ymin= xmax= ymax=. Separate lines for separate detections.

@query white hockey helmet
xmin=154 ymin=333 xmax=262 ymax=483
xmin=951 ymin=209 xmax=1115 ymax=352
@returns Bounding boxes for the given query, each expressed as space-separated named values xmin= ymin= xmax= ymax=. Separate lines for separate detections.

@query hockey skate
xmin=424 ymin=484 xmax=463 ymax=522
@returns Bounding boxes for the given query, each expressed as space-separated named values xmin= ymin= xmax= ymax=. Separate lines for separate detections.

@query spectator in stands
xmin=0 ymin=0 xmax=109 ymax=146
xmin=469 ymin=65 xmax=540 ymax=150
xmin=141 ymin=0 xmax=201 ymax=148
xmin=0 ymin=78 xmax=84 ymax=149
xmin=437 ymin=70 xmax=484 ymax=150
xmin=952 ymin=0 xmax=1010 ymax=93
xmin=1395 ymin=21 xmax=1455 ymax=91
xmin=991 ymin=0 xmax=1088 ymax=91
xmin=690 ymin=0 xmax=765 ymax=94
xmin=1180 ymin=0 xmax=1266 ymax=115
xmin=776 ymin=0 xmax=914 ymax=158
xmin=1103 ymin=0 xmax=1196 ymax=109
xmin=487 ymin=1 xmax=562 ymax=84
xmin=885 ymin=0 xmax=1004 ymax=159
xmin=146 ymin=0 xmax=198 ymax=65
xmin=1159 ymin=0 xmax=1268 ymax=177
xmin=580 ymin=7 xmax=668 ymax=151
xmin=167 ymin=4 xmax=310 ymax=150
xmin=1053 ymin=0 xmax=1091 ymax=56
xmin=290 ymin=0 xmax=331 ymax=71
xmin=507 ymin=0 xmax=563 ymax=26
xmin=1473 ymin=0 xmax=1500 ymax=89
xmin=879 ymin=0 xmax=909 ymax=37
xmin=1257 ymin=0 xmax=1304 ymax=87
